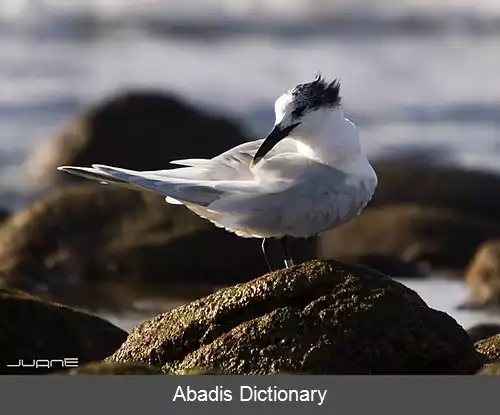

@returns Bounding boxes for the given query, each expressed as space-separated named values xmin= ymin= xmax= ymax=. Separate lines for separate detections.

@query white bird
xmin=58 ymin=74 xmax=378 ymax=271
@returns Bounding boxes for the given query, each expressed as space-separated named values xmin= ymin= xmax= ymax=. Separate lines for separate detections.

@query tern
xmin=58 ymin=74 xmax=378 ymax=271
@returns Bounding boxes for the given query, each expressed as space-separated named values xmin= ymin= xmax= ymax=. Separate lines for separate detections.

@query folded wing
xmin=57 ymin=137 xmax=304 ymax=207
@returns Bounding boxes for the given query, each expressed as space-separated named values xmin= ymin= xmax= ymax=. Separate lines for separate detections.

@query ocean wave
xmin=3 ymin=0 xmax=500 ymax=38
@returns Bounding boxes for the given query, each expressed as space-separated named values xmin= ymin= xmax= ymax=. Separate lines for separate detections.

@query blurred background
xmin=1 ymin=0 xmax=500 ymax=334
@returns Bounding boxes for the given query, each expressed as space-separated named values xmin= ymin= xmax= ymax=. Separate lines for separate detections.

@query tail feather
xmin=58 ymin=164 xmax=224 ymax=207
xmin=167 ymin=158 xmax=212 ymax=167
xmin=57 ymin=166 xmax=138 ymax=190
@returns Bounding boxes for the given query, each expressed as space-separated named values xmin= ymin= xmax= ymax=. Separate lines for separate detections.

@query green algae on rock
xmin=107 ymin=260 xmax=482 ymax=375
xmin=0 ymin=288 xmax=127 ymax=375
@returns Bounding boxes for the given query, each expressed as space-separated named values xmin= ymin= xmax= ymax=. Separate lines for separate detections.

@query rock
xmin=0 ymin=207 xmax=9 ymax=223
xmin=370 ymin=159 xmax=500 ymax=223
xmin=475 ymin=334 xmax=500 ymax=363
xmin=0 ymin=185 xmax=314 ymax=304
xmin=467 ymin=323 xmax=500 ymax=343
xmin=316 ymin=205 xmax=500 ymax=272
xmin=25 ymin=90 xmax=249 ymax=185
xmin=64 ymin=362 xmax=162 ymax=375
xmin=107 ymin=260 xmax=482 ymax=375
xmin=0 ymin=288 xmax=127 ymax=375
xmin=464 ymin=240 xmax=500 ymax=308
xmin=334 ymin=254 xmax=429 ymax=279
xmin=477 ymin=363 xmax=500 ymax=375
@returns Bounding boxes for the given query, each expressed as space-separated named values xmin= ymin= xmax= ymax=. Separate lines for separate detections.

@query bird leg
xmin=280 ymin=237 xmax=294 ymax=268
xmin=261 ymin=238 xmax=274 ymax=272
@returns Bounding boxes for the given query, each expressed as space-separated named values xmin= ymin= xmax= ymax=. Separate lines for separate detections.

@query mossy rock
xmin=107 ymin=260 xmax=482 ymax=375
xmin=0 ymin=185 xmax=314 ymax=305
xmin=0 ymin=288 xmax=127 ymax=375
xmin=475 ymin=334 xmax=500 ymax=362
xmin=25 ymin=90 xmax=250 ymax=185
xmin=317 ymin=205 xmax=500 ymax=272
xmin=64 ymin=362 xmax=162 ymax=375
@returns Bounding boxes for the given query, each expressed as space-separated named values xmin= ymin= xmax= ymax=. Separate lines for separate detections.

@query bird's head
xmin=250 ymin=74 xmax=343 ymax=167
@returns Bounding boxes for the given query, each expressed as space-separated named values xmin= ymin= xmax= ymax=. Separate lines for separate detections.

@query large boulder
xmin=0 ymin=288 xmax=127 ymax=375
xmin=463 ymin=240 xmax=500 ymax=308
xmin=0 ymin=184 xmax=314 ymax=305
xmin=370 ymin=159 xmax=500 ymax=223
xmin=25 ymin=90 xmax=250 ymax=185
xmin=107 ymin=260 xmax=482 ymax=375
xmin=316 ymin=205 xmax=500 ymax=272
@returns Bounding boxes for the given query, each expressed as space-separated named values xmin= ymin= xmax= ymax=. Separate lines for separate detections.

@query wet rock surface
xmin=107 ymin=260 xmax=482 ymax=375
xmin=25 ymin=90 xmax=250 ymax=185
xmin=0 ymin=288 xmax=127 ymax=375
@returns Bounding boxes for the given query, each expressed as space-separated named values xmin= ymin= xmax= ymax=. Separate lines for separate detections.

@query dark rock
xmin=334 ymin=253 xmax=429 ymax=278
xmin=107 ymin=260 xmax=482 ymax=375
xmin=0 ymin=185 xmax=314 ymax=304
xmin=475 ymin=334 xmax=500 ymax=363
xmin=464 ymin=240 xmax=500 ymax=308
xmin=316 ymin=205 xmax=500 ymax=272
xmin=0 ymin=207 xmax=9 ymax=223
xmin=64 ymin=362 xmax=162 ymax=375
xmin=467 ymin=323 xmax=500 ymax=343
xmin=0 ymin=288 xmax=127 ymax=375
xmin=25 ymin=90 xmax=250 ymax=184
xmin=372 ymin=146 xmax=452 ymax=166
xmin=370 ymin=159 xmax=500 ymax=223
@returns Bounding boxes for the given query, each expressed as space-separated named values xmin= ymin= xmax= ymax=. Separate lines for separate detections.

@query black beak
xmin=250 ymin=122 xmax=300 ymax=168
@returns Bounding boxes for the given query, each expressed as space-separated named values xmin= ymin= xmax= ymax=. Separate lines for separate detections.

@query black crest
xmin=291 ymin=73 xmax=341 ymax=119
